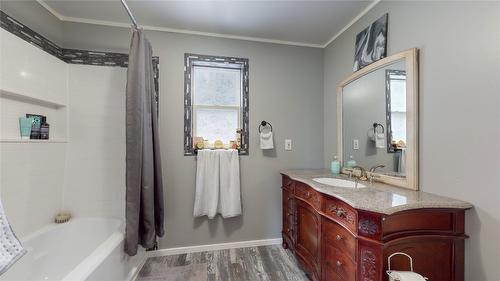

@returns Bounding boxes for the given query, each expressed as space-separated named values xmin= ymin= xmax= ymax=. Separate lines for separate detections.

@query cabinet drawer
xmin=382 ymin=210 xmax=459 ymax=237
xmin=323 ymin=218 xmax=356 ymax=259
xmin=282 ymin=175 xmax=294 ymax=192
xmin=324 ymin=244 xmax=356 ymax=281
xmin=323 ymin=264 xmax=345 ymax=281
xmin=323 ymin=196 xmax=357 ymax=233
xmin=295 ymin=183 xmax=321 ymax=210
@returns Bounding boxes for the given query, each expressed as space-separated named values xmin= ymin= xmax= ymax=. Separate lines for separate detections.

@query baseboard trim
xmin=147 ymin=238 xmax=283 ymax=257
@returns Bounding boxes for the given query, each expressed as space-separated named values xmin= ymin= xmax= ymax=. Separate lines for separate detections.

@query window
xmin=385 ymin=69 xmax=407 ymax=152
xmin=184 ymin=54 xmax=249 ymax=155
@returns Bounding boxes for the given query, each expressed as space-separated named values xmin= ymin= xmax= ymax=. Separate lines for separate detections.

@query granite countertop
xmin=281 ymin=169 xmax=473 ymax=215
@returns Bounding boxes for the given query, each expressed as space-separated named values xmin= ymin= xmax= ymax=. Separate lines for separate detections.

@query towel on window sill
xmin=193 ymin=149 xmax=241 ymax=219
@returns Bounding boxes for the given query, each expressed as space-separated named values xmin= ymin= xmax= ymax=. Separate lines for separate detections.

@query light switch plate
xmin=285 ymin=139 xmax=292 ymax=151
xmin=353 ymin=139 xmax=359 ymax=150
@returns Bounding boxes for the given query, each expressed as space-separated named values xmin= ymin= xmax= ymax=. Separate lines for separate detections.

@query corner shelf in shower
xmin=0 ymin=89 xmax=66 ymax=108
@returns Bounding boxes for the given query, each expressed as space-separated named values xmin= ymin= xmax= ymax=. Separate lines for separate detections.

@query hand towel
xmin=0 ymin=198 xmax=26 ymax=275
xmin=375 ymin=132 xmax=385 ymax=148
xmin=193 ymin=150 xmax=220 ymax=219
xmin=260 ymin=131 xmax=274 ymax=150
xmin=218 ymin=149 xmax=242 ymax=218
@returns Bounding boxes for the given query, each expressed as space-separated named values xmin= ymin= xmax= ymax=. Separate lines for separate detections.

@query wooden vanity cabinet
xmin=281 ymin=176 xmax=468 ymax=281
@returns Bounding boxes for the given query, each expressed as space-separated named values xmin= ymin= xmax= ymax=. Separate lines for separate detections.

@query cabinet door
xmin=296 ymin=200 xmax=321 ymax=280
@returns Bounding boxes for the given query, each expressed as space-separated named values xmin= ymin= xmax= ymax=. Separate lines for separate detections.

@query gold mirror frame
xmin=337 ymin=48 xmax=419 ymax=190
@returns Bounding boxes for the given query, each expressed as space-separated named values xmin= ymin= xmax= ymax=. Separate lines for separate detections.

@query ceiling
xmin=39 ymin=0 xmax=377 ymax=48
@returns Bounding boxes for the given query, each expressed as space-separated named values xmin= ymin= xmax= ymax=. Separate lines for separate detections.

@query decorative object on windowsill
xmin=391 ymin=139 xmax=406 ymax=151
xmin=193 ymin=136 xmax=204 ymax=149
xmin=353 ymin=13 xmax=388 ymax=71
xmin=386 ymin=252 xmax=428 ymax=281
xmin=195 ymin=140 xmax=205 ymax=149
xmin=236 ymin=129 xmax=243 ymax=149
xmin=214 ymin=140 xmax=224 ymax=149
xmin=230 ymin=140 xmax=238 ymax=149
xmin=368 ymin=122 xmax=385 ymax=149
xmin=258 ymin=120 xmax=274 ymax=150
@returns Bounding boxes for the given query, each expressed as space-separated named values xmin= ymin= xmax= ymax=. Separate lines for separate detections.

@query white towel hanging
xmin=219 ymin=149 xmax=242 ymax=218
xmin=193 ymin=150 xmax=220 ymax=219
xmin=260 ymin=131 xmax=274 ymax=150
xmin=194 ymin=149 xmax=242 ymax=219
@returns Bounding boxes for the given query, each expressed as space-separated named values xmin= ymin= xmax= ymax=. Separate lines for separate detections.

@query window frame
xmin=184 ymin=53 xmax=249 ymax=155
xmin=385 ymin=69 xmax=407 ymax=153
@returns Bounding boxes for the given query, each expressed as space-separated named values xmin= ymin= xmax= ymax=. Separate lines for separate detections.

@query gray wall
xmin=0 ymin=1 xmax=324 ymax=249
xmin=61 ymin=24 xmax=325 ymax=247
xmin=3 ymin=1 xmax=500 ymax=279
xmin=323 ymin=1 xmax=500 ymax=280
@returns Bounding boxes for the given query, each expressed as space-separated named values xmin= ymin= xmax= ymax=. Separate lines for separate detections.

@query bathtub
xmin=1 ymin=218 xmax=145 ymax=281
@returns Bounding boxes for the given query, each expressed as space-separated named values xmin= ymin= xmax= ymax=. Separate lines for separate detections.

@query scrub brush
xmin=55 ymin=212 xmax=71 ymax=224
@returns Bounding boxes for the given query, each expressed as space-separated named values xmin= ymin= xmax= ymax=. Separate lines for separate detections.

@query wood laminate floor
xmin=136 ymin=245 xmax=309 ymax=281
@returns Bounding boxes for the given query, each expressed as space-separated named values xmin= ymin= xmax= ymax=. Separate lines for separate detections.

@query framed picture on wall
xmin=353 ymin=13 xmax=388 ymax=71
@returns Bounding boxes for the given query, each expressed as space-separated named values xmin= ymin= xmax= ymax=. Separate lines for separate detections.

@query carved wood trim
xmin=359 ymin=218 xmax=379 ymax=236
xmin=360 ymin=249 xmax=377 ymax=281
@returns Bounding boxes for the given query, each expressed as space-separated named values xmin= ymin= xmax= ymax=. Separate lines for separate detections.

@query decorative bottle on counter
xmin=330 ymin=156 xmax=340 ymax=175
xmin=345 ymin=155 xmax=357 ymax=168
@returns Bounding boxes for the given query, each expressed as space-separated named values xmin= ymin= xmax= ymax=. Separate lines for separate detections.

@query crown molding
xmin=37 ymin=0 xmax=380 ymax=49
xmin=322 ymin=0 xmax=381 ymax=48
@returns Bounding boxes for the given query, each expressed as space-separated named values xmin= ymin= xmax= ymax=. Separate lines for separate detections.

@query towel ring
xmin=373 ymin=122 xmax=384 ymax=134
xmin=259 ymin=121 xmax=273 ymax=133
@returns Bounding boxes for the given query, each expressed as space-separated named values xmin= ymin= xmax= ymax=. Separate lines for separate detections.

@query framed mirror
xmin=337 ymin=48 xmax=419 ymax=190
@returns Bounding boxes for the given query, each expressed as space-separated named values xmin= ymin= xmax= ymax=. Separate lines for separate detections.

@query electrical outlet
xmin=353 ymin=139 xmax=359 ymax=150
xmin=285 ymin=139 xmax=292 ymax=151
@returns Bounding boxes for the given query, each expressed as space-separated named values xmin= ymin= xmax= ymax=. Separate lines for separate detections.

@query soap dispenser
xmin=345 ymin=155 xmax=357 ymax=168
xmin=331 ymin=156 xmax=340 ymax=175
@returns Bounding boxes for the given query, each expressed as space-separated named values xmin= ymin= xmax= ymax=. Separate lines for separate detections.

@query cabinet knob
xmin=336 ymin=260 xmax=342 ymax=267
xmin=335 ymin=234 xmax=342 ymax=241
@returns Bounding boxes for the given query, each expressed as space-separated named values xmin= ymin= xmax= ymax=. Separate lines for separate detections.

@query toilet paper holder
xmin=386 ymin=252 xmax=428 ymax=281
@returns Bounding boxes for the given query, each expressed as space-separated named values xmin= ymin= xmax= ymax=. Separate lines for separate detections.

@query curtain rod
xmin=120 ymin=0 xmax=138 ymax=29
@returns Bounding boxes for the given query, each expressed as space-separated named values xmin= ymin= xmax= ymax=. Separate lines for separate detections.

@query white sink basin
xmin=312 ymin=177 xmax=366 ymax=188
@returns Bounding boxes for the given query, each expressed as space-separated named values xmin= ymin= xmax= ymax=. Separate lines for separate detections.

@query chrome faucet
xmin=352 ymin=166 xmax=368 ymax=181
xmin=369 ymin=165 xmax=385 ymax=184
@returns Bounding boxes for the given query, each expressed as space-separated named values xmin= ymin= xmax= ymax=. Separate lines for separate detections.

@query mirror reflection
xmin=342 ymin=60 xmax=406 ymax=177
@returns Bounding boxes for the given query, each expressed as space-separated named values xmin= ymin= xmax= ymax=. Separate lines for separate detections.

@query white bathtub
xmin=1 ymin=218 xmax=145 ymax=281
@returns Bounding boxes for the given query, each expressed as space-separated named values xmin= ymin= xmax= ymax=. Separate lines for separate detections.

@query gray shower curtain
xmin=125 ymin=29 xmax=164 ymax=256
